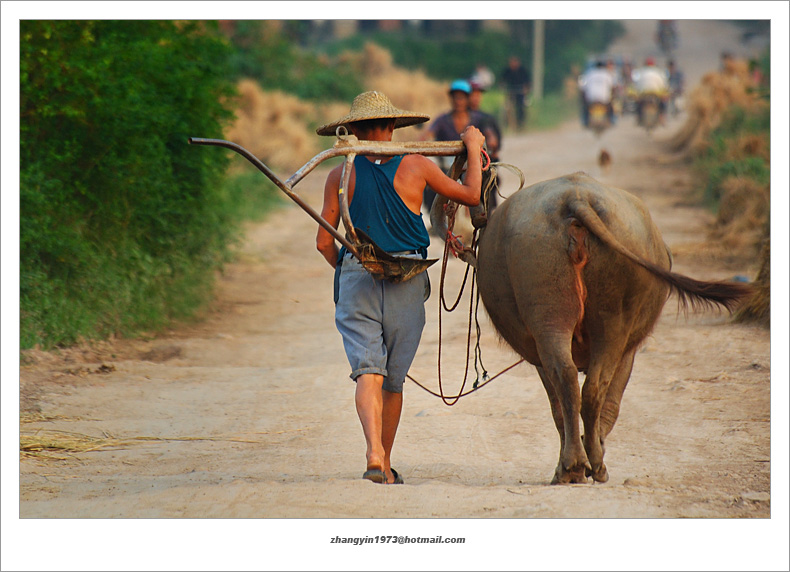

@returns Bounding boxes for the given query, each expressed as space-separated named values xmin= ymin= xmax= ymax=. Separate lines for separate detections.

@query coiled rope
xmin=407 ymin=164 xmax=525 ymax=404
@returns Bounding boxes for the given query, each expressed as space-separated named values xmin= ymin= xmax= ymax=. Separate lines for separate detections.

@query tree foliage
xmin=319 ymin=20 xmax=625 ymax=94
xmin=20 ymin=21 xmax=238 ymax=348
xmin=225 ymin=21 xmax=364 ymax=102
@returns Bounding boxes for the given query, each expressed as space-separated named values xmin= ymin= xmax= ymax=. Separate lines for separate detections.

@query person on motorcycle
xmin=578 ymin=60 xmax=615 ymax=128
xmin=667 ymin=60 xmax=685 ymax=115
xmin=631 ymin=57 xmax=670 ymax=126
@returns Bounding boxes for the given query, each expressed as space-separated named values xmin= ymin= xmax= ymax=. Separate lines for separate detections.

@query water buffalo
xmin=470 ymin=172 xmax=752 ymax=484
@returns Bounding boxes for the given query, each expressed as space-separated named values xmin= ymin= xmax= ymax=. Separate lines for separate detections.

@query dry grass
xmin=671 ymin=177 xmax=768 ymax=266
xmin=223 ymin=43 xmax=449 ymax=173
xmin=20 ymin=430 xmax=119 ymax=460
xmin=735 ymin=233 xmax=770 ymax=327
xmin=667 ymin=57 xmax=767 ymax=155
xmin=712 ymin=177 xmax=770 ymax=242
xmin=665 ymin=56 xmax=771 ymax=318
xmin=224 ymin=80 xmax=329 ymax=172
xmin=724 ymin=132 xmax=770 ymax=164
xmin=19 ymin=427 xmax=313 ymax=460
xmin=337 ymin=43 xmax=448 ymax=142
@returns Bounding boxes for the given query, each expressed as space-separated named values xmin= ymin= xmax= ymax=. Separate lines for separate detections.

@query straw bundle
xmin=724 ymin=133 xmax=770 ymax=164
xmin=224 ymin=79 xmax=327 ymax=172
xmin=667 ymin=57 xmax=766 ymax=154
xmin=20 ymin=429 xmax=119 ymax=459
xmin=710 ymin=177 xmax=770 ymax=250
xmin=20 ymin=427 xmax=312 ymax=460
xmin=223 ymin=44 xmax=449 ymax=172
xmin=735 ymin=232 xmax=770 ymax=327
xmin=335 ymin=43 xmax=448 ymax=142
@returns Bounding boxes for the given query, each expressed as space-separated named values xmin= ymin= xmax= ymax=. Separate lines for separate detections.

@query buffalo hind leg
xmin=582 ymin=347 xmax=636 ymax=483
xmin=537 ymin=341 xmax=590 ymax=484
xmin=599 ymin=348 xmax=636 ymax=442
xmin=536 ymin=366 xmax=565 ymax=450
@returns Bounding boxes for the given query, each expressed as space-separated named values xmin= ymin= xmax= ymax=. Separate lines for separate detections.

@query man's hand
xmin=461 ymin=125 xmax=486 ymax=149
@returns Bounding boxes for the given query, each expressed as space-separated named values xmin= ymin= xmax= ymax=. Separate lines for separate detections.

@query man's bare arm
xmin=316 ymin=166 xmax=343 ymax=268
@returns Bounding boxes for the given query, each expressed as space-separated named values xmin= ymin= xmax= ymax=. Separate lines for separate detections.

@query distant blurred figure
xmin=667 ymin=60 xmax=685 ymax=116
xmin=578 ymin=60 xmax=615 ymax=128
xmin=720 ymin=51 xmax=734 ymax=72
xmin=469 ymin=80 xmax=502 ymax=212
xmin=470 ymin=62 xmax=495 ymax=91
xmin=501 ymin=56 xmax=531 ymax=130
xmin=656 ymin=20 xmax=678 ymax=54
xmin=468 ymin=80 xmax=501 ymax=162
xmin=748 ymin=58 xmax=767 ymax=92
xmin=632 ymin=57 xmax=670 ymax=126
xmin=607 ymin=58 xmax=625 ymax=116
xmin=421 ymin=79 xmax=490 ymax=213
xmin=620 ymin=58 xmax=637 ymax=114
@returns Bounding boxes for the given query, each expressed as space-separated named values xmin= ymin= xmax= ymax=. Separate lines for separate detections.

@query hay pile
xmin=224 ymin=79 xmax=349 ymax=172
xmin=735 ymin=232 xmax=770 ymax=327
xmin=336 ymin=43 xmax=449 ymax=141
xmin=667 ymin=57 xmax=767 ymax=154
xmin=666 ymin=56 xmax=770 ymax=326
xmin=710 ymin=177 xmax=770 ymax=249
xmin=224 ymin=43 xmax=449 ymax=172
xmin=676 ymin=176 xmax=770 ymax=266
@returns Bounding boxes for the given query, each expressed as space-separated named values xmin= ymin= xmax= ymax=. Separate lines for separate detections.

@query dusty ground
xmin=10 ymin=18 xmax=785 ymax=572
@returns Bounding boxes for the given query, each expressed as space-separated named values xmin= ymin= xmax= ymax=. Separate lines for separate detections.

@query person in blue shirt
xmin=315 ymin=91 xmax=485 ymax=485
xmin=420 ymin=79 xmax=491 ymax=214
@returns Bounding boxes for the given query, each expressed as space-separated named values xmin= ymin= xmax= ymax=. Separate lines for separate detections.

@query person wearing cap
xmin=468 ymin=79 xmax=502 ymax=212
xmin=420 ymin=79 xmax=490 ymax=213
xmin=631 ymin=57 xmax=670 ymax=125
xmin=315 ymin=91 xmax=485 ymax=485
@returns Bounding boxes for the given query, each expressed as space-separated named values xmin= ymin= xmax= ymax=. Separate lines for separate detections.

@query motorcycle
xmin=587 ymin=102 xmax=611 ymax=136
xmin=638 ymin=94 xmax=662 ymax=133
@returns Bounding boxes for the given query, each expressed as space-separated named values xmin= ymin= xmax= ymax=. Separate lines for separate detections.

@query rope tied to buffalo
xmin=407 ymin=191 xmax=524 ymax=405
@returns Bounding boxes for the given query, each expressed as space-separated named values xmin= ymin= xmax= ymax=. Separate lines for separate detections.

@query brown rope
xmin=407 ymin=204 xmax=525 ymax=404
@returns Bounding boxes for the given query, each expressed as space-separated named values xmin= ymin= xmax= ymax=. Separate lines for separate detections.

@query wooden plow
xmin=189 ymin=132 xmax=473 ymax=283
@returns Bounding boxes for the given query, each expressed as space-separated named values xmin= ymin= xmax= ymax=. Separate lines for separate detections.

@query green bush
xmin=219 ymin=167 xmax=287 ymax=223
xmin=703 ymin=157 xmax=770 ymax=206
xmin=20 ymin=21 xmax=241 ymax=349
xmin=694 ymin=104 xmax=770 ymax=208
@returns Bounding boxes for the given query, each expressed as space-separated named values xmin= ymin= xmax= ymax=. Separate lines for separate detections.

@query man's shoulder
xmin=399 ymin=153 xmax=432 ymax=168
xmin=471 ymin=109 xmax=498 ymax=126
xmin=431 ymin=112 xmax=453 ymax=126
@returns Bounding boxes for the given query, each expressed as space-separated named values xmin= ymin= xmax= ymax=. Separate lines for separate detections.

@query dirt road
xmin=12 ymin=19 xmax=782 ymax=572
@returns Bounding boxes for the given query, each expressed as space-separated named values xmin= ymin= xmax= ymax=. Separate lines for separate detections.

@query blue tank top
xmin=348 ymin=155 xmax=430 ymax=256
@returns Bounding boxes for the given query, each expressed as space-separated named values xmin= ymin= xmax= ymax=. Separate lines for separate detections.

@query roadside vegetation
xmin=20 ymin=21 xmax=240 ymax=349
xmin=668 ymin=50 xmax=770 ymax=326
xmin=33 ymin=19 xmax=739 ymax=351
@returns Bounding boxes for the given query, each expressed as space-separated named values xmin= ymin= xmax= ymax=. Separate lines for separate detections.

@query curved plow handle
xmin=188 ymin=137 xmax=361 ymax=258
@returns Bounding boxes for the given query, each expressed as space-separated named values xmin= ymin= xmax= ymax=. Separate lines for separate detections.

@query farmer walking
xmin=315 ymin=91 xmax=485 ymax=484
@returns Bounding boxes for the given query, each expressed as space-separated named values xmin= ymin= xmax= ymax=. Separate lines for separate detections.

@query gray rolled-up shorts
xmin=334 ymin=251 xmax=431 ymax=393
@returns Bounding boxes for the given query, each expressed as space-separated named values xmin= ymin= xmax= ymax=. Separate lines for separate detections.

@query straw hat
xmin=316 ymin=91 xmax=430 ymax=136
